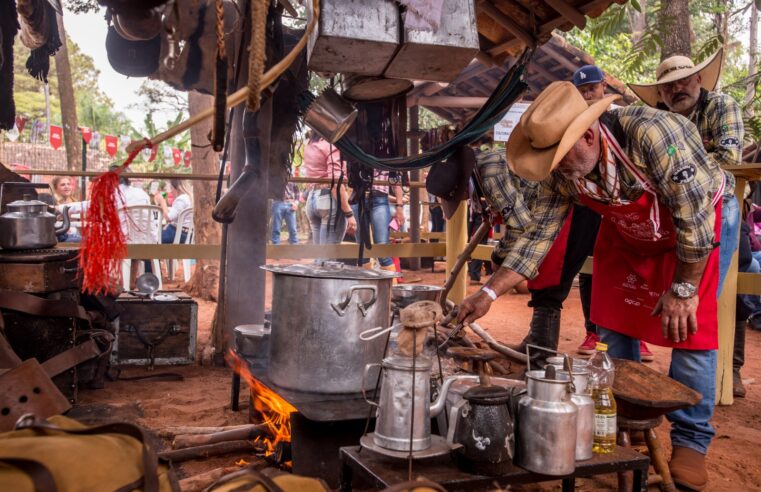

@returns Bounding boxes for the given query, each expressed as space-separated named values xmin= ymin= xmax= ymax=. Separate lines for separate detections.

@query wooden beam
xmin=416 ymin=96 xmax=488 ymax=108
xmin=488 ymin=0 xmax=614 ymax=55
xmin=478 ymin=0 xmax=537 ymax=49
xmin=538 ymin=44 xmax=580 ymax=73
xmin=476 ymin=50 xmax=499 ymax=67
xmin=543 ymin=0 xmax=587 ymax=29
xmin=528 ymin=61 xmax=558 ymax=84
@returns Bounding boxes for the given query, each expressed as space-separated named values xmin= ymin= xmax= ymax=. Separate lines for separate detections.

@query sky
xmin=63 ymin=5 xmax=179 ymax=131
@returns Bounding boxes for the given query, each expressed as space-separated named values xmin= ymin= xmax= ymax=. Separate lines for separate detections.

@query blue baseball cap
xmin=572 ymin=65 xmax=605 ymax=86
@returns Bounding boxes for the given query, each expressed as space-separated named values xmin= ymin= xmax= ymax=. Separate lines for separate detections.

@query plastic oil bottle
xmin=589 ymin=342 xmax=617 ymax=454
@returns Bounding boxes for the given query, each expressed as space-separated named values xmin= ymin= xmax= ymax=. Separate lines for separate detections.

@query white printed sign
xmin=493 ymin=102 xmax=530 ymax=142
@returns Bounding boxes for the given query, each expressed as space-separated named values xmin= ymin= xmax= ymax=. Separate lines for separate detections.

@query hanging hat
xmin=507 ymin=81 xmax=620 ymax=181
xmin=628 ymin=48 xmax=724 ymax=107
xmin=425 ymin=144 xmax=476 ymax=220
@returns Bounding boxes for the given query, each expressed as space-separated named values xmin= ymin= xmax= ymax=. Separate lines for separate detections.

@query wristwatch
xmin=671 ymin=281 xmax=697 ymax=299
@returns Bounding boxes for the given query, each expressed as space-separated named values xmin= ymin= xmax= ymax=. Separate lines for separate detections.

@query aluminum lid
xmin=261 ymin=261 xmax=399 ymax=280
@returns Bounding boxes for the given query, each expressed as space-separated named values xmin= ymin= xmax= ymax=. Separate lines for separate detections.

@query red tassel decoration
xmin=79 ymin=139 xmax=151 ymax=295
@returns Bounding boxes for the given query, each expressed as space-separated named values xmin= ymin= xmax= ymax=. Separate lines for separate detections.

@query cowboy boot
xmin=733 ymin=319 xmax=747 ymax=398
xmin=670 ymin=446 xmax=709 ymax=491
xmin=517 ymin=306 xmax=561 ymax=371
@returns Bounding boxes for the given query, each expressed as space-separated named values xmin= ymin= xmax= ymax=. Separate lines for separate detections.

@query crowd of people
xmin=45 ymin=172 xmax=194 ymax=249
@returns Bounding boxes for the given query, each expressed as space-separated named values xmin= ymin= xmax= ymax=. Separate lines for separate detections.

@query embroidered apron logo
xmin=719 ymin=136 xmax=740 ymax=147
xmin=671 ymin=165 xmax=697 ymax=184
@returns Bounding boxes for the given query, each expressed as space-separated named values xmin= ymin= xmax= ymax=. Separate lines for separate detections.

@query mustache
xmin=671 ymin=92 xmax=690 ymax=100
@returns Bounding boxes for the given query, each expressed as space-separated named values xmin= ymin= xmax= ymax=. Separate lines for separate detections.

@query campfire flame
xmin=227 ymin=351 xmax=296 ymax=457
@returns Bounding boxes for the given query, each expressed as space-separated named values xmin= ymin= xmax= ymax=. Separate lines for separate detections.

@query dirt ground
xmin=77 ymin=262 xmax=761 ymax=491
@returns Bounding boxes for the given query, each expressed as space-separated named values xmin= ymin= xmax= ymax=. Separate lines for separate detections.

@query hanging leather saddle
xmin=105 ymin=24 xmax=160 ymax=77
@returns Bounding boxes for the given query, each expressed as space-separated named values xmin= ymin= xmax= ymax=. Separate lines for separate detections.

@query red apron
xmin=578 ymin=129 xmax=724 ymax=350
xmin=526 ymin=206 xmax=575 ymax=290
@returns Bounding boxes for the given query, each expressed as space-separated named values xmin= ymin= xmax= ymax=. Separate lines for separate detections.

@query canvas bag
xmin=0 ymin=415 xmax=178 ymax=492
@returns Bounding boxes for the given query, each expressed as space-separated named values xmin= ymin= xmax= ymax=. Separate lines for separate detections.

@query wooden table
xmin=339 ymin=445 xmax=649 ymax=491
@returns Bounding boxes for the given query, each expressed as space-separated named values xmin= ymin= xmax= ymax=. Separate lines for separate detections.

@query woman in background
xmin=50 ymin=176 xmax=78 ymax=204
xmin=302 ymin=132 xmax=356 ymax=244
xmin=154 ymin=179 xmax=193 ymax=244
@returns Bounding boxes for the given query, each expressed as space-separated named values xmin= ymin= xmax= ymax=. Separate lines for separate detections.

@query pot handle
xmin=361 ymin=363 xmax=381 ymax=407
xmin=446 ymin=399 xmax=468 ymax=445
xmin=359 ymin=323 xmax=400 ymax=341
xmin=331 ymin=284 xmax=377 ymax=317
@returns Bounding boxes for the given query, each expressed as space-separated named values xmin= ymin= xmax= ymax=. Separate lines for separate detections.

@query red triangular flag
xmin=15 ymin=117 xmax=26 ymax=133
xmin=172 ymin=148 xmax=181 ymax=166
xmin=105 ymin=135 xmax=118 ymax=157
xmin=49 ymin=125 xmax=63 ymax=150
xmin=183 ymin=150 xmax=192 ymax=167
xmin=80 ymin=127 xmax=93 ymax=144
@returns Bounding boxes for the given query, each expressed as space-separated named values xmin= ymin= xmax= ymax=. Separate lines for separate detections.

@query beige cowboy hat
xmin=507 ymin=81 xmax=620 ymax=181
xmin=628 ymin=49 xmax=724 ymax=107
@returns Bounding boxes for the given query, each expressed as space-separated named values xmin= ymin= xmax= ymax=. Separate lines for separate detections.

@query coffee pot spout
xmin=430 ymin=375 xmax=480 ymax=417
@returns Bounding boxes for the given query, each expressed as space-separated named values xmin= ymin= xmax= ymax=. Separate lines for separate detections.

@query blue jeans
xmin=351 ymin=194 xmax=393 ymax=267
xmin=271 ymin=200 xmax=298 ymax=244
xmin=306 ymin=190 xmax=346 ymax=245
xmin=718 ymin=195 xmax=740 ymax=296
xmin=599 ymin=327 xmax=716 ymax=454
xmin=162 ymin=224 xmax=187 ymax=244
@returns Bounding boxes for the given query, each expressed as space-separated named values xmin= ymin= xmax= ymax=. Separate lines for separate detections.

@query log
xmin=178 ymin=466 xmax=239 ymax=492
xmin=173 ymin=425 xmax=268 ymax=449
xmin=158 ymin=424 xmax=254 ymax=438
xmin=468 ymin=323 xmax=528 ymax=363
xmin=159 ymin=440 xmax=261 ymax=463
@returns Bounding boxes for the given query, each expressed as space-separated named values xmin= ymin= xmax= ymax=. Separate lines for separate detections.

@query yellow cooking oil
xmin=592 ymin=386 xmax=617 ymax=454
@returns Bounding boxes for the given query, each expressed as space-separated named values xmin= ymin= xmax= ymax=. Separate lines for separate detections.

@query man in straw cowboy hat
xmin=457 ymin=81 xmax=733 ymax=490
xmin=629 ymin=48 xmax=744 ymax=292
xmin=630 ymin=49 xmax=748 ymax=399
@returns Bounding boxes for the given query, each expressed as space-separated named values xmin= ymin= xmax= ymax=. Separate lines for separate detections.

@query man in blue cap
xmin=573 ymin=65 xmax=608 ymax=100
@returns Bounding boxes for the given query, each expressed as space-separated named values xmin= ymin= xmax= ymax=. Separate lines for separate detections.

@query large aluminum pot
xmin=261 ymin=262 xmax=398 ymax=394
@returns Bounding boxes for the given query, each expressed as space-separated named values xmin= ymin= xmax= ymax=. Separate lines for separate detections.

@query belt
xmin=315 ymin=189 xmax=332 ymax=196
xmin=370 ymin=190 xmax=388 ymax=198
xmin=180 ymin=227 xmax=191 ymax=233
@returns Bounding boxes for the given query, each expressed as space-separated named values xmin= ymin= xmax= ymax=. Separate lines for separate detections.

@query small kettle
xmin=0 ymin=195 xmax=70 ymax=250
xmin=446 ymin=347 xmax=516 ymax=475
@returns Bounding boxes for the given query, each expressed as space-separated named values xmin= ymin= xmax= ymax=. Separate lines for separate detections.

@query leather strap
xmin=16 ymin=417 xmax=164 ymax=492
xmin=0 ymin=457 xmax=57 ymax=492
xmin=0 ymin=331 xmax=22 ymax=369
xmin=40 ymin=339 xmax=102 ymax=378
xmin=0 ymin=291 xmax=90 ymax=321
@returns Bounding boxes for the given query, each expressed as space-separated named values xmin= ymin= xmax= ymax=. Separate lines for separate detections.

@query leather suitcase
xmin=112 ymin=292 xmax=197 ymax=367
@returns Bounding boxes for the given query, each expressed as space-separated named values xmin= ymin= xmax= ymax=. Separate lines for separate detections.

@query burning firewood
xmin=159 ymin=440 xmax=265 ymax=463
xmin=172 ymin=424 xmax=268 ymax=449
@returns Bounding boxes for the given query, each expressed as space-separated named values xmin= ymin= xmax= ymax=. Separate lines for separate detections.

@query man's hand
xmin=651 ymin=291 xmax=699 ymax=343
xmin=346 ymin=216 xmax=357 ymax=235
xmin=456 ymin=291 xmax=493 ymax=325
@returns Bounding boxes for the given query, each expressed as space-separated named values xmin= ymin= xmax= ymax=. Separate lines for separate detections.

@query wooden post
xmin=408 ymin=106 xmax=421 ymax=271
xmin=445 ymin=201 xmax=468 ymax=303
xmin=716 ymin=177 xmax=743 ymax=405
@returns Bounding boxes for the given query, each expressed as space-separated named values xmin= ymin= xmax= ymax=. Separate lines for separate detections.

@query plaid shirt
xmin=474 ymin=149 xmax=539 ymax=262
xmin=686 ymin=89 xmax=744 ymax=192
xmin=501 ymin=106 xmax=728 ymax=279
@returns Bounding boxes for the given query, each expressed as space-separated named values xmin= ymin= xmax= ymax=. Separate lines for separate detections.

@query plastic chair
xmin=166 ymin=207 xmax=195 ymax=282
xmin=120 ymin=205 xmax=163 ymax=291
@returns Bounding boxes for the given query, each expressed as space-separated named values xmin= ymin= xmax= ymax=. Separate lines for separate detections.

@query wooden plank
xmin=446 ymin=203 xmax=469 ymax=303
xmin=125 ymin=242 xmax=448 ymax=260
xmin=21 ymin=169 xmax=228 ymax=181
xmin=417 ymin=96 xmax=488 ymax=108
xmin=544 ymin=0 xmax=587 ymax=28
xmin=737 ymin=272 xmax=761 ymax=296
xmin=716 ymin=176 xmax=743 ymax=405
xmin=478 ymin=0 xmax=537 ymax=48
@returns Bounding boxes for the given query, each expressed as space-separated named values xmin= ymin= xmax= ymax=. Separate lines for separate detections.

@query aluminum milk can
xmin=561 ymin=367 xmax=594 ymax=461
xmin=517 ymin=366 xmax=578 ymax=475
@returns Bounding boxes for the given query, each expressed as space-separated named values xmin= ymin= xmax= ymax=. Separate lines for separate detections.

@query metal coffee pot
xmin=446 ymin=347 xmax=516 ymax=475
xmin=363 ymin=355 xmax=473 ymax=452
xmin=517 ymin=365 xmax=578 ymax=476
xmin=561 ymin=364 xmax=594 ymax=461
xmin=0 ymin=195 xmax=70 ymax=250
